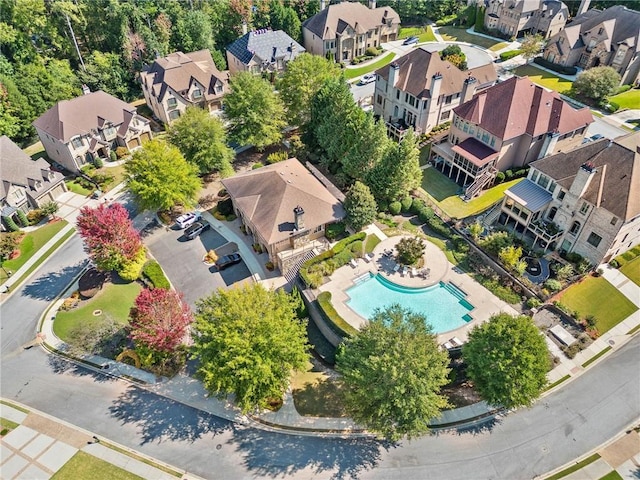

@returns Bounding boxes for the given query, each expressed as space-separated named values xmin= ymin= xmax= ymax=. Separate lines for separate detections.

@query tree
xmin=193 ymin=284 xmax=308 ymax=413
xmin=520 ymin=33 xmax=545 ymax=62
xmin=396 ymin=236 xmax=426 ymax=265
xmin=76 ymin=203 xmax=144 ymax=272
xmin=468 ymin=221 xmax=483 ymax=240
xmin=336 ymin=304 xmax=450 ymax=441
xmin=278 ymin=53 xmax=339 ymax=127
xmin=173 ymin=9 xmax=215 ymax=52
xmin=40 ymin=201 xmax=59 ymax=220
xmin=344 ymin=181 xmax=377 ymax=231
xmin=0 ymin=232 xmax=20 ymax=260
xmin=78 ymin=51 xmax=131 ymax=101
xmin=572 ymin=66 xmax=621 ymax=102
xmin=129 ymin=288 xmax=193 ymax=354
xmin=168 ymin=107 xmax=235 ymax=177
xmin=463 ymin=313 xmax=550 ymax=409
xmin=440 ymin=45 xmax=467 ymax=70
xmin=498 ymin=245 xmax=524 ymax=272
xmin=125 ymin=139 xmax=202 ymax=211
xmin=268 ymin=1 xmax=302 ymax=42
xmin=224 ymin=72 xmax=286 ymax=150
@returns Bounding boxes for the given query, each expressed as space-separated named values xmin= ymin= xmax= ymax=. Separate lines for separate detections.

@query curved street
xmin=1 ymin=234 xmax=639 ymax=479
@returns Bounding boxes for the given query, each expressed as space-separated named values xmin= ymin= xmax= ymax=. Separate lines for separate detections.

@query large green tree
xmin=336 ymin=305 xmax=451 ymax=441
xmin=224 ymin=72 xmax=286 ymax=150
xmin=78 ymin=51 xmax=131 ymax=100
xmin=193 ymin=284 xmax=309 ymax=413
xmin=167 ymin=107 xmax=235 ymax=177
xmin=463 ymin=313 xmax=550 ymax=409
xmin=344 ymin=181 xmax=378 ymax=231
xmin=520 ymin=33 xmax=545 ymax=62
xmin=125 ymin=139 xmax=201 ymax=211
xmin=278 ymin=53 xmax=339 ymax=127
xmin=572 ymin=66 xmax=621 ymax=102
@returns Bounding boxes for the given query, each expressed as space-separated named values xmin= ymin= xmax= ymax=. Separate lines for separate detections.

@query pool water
xmin=346 ymin=274 xmax=474 ymax=334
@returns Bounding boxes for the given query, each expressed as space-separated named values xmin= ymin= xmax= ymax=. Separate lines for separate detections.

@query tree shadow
xmin=292 ymin=377 xmax=346 ymax=418
xmin=21 ymin=261 xmax=87 ymax=301
xmin=432 ymin=414 xmax=503 ymax=437
xmin=46 ymin=354 xmax=119 ymax=384
xmin=109 ymin=386 xmax=231 ymax=444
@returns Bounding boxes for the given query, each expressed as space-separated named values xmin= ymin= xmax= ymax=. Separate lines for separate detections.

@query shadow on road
xmin=47 ymin=354 xmax=120 ymax=383
xmin=21 ymin=261 xmax=86 ymax=301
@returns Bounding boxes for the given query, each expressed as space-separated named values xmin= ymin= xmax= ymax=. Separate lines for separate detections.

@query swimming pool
xmin=346 ymin=274 xmax=474 ymax=334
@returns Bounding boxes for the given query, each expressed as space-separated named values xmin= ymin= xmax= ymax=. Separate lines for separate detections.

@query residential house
xmin=430 ymin=76 xmax=593 ymax=199
xmin=542 ymin=5 xmax=640 ymax=85
xmin=373 ymin=47 xmax=497 ymax=140
xmin=484 ymin=0 xmax=568 ymax=39
xmin=140 ymin=50 xmax=229 ymax=125
xmin=302 ymin=0 xmax=400 ymax=62
xmin=495 ymin=131 xmax=640 ymax=265
xmin=226 ymin=28 xmax=305 ymax=75
xmin=33 ymin=90 xmax=152 ymax=173
xmin=1 ymin=136 xmax=67 ymax=229
xmin=221 ymin=158 xmax=345 ymax=274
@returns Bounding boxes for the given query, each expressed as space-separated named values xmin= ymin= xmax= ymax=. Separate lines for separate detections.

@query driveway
xmin=144 ymin=224 xmax=252 ymax=308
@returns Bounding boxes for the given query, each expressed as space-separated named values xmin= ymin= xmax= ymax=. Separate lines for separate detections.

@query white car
xmin=175 ymin=211 xmax=202 ymax=229
xmin=359 ymin=73 xmax=376 ymax=85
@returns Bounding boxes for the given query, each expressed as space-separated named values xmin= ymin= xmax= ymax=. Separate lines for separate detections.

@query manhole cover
xmin=541 ymin=444 xmax=549 ymax=453
xmin=92 ymin=309 xmax=102 ymax=316
xmin=608 ymin=339 xmax=615 ymax=345
xmin=216 ymin=444 xmax=222 ymax=450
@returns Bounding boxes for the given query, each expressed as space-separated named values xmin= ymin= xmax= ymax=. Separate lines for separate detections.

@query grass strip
xmin=51 ymin=451 xmax=143 ymax=480
xmin=345 ymin=52 xmax=394 ymax=79
xmin=101 ymin=441 xmax=183 ymax=478
xmin=545 ymin=375 xmax=570 ymax=391
xmin=545 ymin=453 xmax=601 ymax=480
xmin=598 ymin=470 xmax=623 ymax=480
xmin=582 ymin=346 xmax=612 ymax=368
xmin=626 ymin=324 xmax=640 ymax=335
xmin=1 ymin=417 xmax=20 ymax=430
xmin=0 ymin=400 xmax=29 ymax=413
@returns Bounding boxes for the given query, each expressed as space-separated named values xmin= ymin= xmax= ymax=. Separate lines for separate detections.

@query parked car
xmin=590 ymin=133 xmax=605 ymax=141
xmin=359 ymin=73 xmax=376 ymax=85
xmin=216 ymin=253 xmax=242 ymax=270
xmin=184 ymin=221 xmax=210 ymax=240
xmin=402 ymin=36 xmax=419 ymax=46
xmin=175 ymin=211 xmax=201 ymax=229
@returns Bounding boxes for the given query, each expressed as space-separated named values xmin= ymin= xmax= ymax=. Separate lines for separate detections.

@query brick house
xmin=496 ymin=132 xmax=640 ymax=265
xmin=484 ymin=0 xmax=568 ymax=39
xmin=430 ymin=76 xmax=593 ymax=199
xmin=373 ymin=48 xmax=497 ymax=140
xmin=33 ymin=90 xmax=152 ymax=173
xmin=226 ymin=29 xmax=305 ymax=75
xmin=140 ymin=50 xmax=230 ymax=125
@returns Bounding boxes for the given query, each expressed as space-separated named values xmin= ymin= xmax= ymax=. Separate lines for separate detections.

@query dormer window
xmin=192 ymin=88 xmax=202 ymax=99
xmin=167 ymin=97 xmax=178 ymax=109
xmin=598 ymin=27 xmax=604 ymax=35
xmin=103 ymin=126 xmax=116 ymax=138
xmin=71 ymin=137 xmax=84 ymax=149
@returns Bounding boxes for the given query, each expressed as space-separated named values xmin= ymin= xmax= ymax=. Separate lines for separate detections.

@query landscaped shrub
xmin=115 ymin=146 xmax=129 ymax=159
xmin=411 ymin=198 xmax=426 ymax=214
xmin=317 ymin=291 xmax=358 ymax=338
xmin=435 ymin=14 xmax=458 ymax=26
xmin=16 ymin=210 xmax=28 ymax=227
xmin=526 ymin=297 xmax=542 ymax=309
xmin=252 ymin=162 xmax=264 ymax=169
xmin=117 ymin=249 xmax=147 ymax=282
xmin=267 ymin=151 xmax=288 ymax=164
xmin=389 ymin=201 xmax=402 ymax=215
xmin=544 ymin=279 xmax=562 ymax=292
xmin=94 ymin=157 xmax=104 ymax=168
xmin=365 ymin=46 xmax=379 ymax=56
xmin=216 ymin=198 xmax=234 ymax=216
xmin=400 ymin=196 xmax=413 ymax=213
xmin=325 ymin=222 xmax=346 ymax=240
xmin=109 ymin=151 xmax=117 ymax=162
xmin=495 ymin=171 xmax=505 ymax=184
xmin=142 ymin=260 xmax=170 ymax=289
xmin=333 ymin=232 xmax=366 ymax=254
xmin=606 ymin=101 xmax=619 ymax=113
xmin=2 ymin=216 xmax=20 ymax=232
xmin=300 ymin=232 xmax=365 ymax=287
xmin=27 ymin=209 xmax=44 ymax=225
xmin=533 ymin=57 xmax=577 ymax=75
xmin=505 ymin=169 xmax=514 ymax=179
xmin=350 ymin=240 xmax=363 ymax=255
xmin=500 ymin=50 xmax=522 ymax=61
xmin=609 ymin=259 xmax=620 ymax=268
xmin=614 ymin=84 xmax=631 ymax=95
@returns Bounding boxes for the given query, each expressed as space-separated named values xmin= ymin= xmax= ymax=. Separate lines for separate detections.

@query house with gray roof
xmin=484 ymin=0 xmax=568 ymax=39
xmin=226 ymin=29 xmax=304 ymax=75
xmin=140 ymin=50 xmax=230 ymax=125
xmin=543 ymin=5 xmax=640 ymax=85
xmin=302 ymin=1 xmax=400 ymax=62
xmin=496 ymin=131 xmax=640 ymax=265
xmin=221 ymin=158 xmax=345 ymax=274
xmin=33 ymin=89 xmax=152 ymax=173
xmin=1 ymin=136 xmax=67 ymax=229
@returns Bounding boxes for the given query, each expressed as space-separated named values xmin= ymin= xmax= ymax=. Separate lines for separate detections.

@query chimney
xmin=430 ymin=72 xmax=443 ymax=102
xmin=320 ymin=0 xmax=326 ymax=11
xmin=569 ymin=162 xmax=596 ymax=198
xmin=577 ymin=0 xmax=591 ymax=15
xmin=461 ymin=76 xmax=477 ymax=104
xmin=369 ymin=0 xmax=377 ymax=9
xmin=388 ymin=62 xmax=400 ymax=87
xmin=82 ymin=84 xmax=91 ymax=95
xmin=242 ymin=21 xmax=248 ymax=35
xmin=294 ymin=205 xmax=305 ymax=230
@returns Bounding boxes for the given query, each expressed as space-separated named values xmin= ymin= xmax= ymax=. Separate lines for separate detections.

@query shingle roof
xmin=303 ymin=1 xmax=400 ymax=40
xmin=375 ymin=48 xmax=497 ymax=99
xmin=226 ymin=29 xmax=305 ymax=67
xmin=453 ymin=76 xmax=593 ymax=140
xmin=32 ymin=91 xmax=140 ymax=143
xmin=221 ymin=159 xmax=345 ymax=245
xmin=0 ymin=135 xmax=65 ymax=200
xmin=140 ymin=50 xmax=229 ymax=103
xmin=530 ymin=132 xmax=640 ymax=221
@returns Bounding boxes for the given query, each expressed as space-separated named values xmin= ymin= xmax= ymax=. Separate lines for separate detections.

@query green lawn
xmin=1 ymin=417 xmax=19 ymax=433
xmin=291 ymin=362 xmax=346 ymax=417
xmin=488 ymin=41 xmax=510 ymax=52
xmin=608 ymin=89 xmax=640 ymax=110
xmin=545 ymin=453 xmax=601 ymax=480
xmin=1 ymin=221 xmax=69 ymax=284
xmin=398 ymin=26 xmax=436 ymax=43
xmin=421 ymin=166 xmax=460 ymax=201
xmin=598 ymin=470 xmax=624 ymax=480
xmin=559 ymin=276 xmax=638 ymax=334
xmin=620 ymin=256 xmax=640 ymax=286
xmin=438 ymin=26 xmax=501 ymax=49
xmin=65 ymin=179 xmax=93 ymax=196
xmin=514 ymin=65 xmax=573 ymax=93
xmin=54 ymin=280 xmax=142 ymax=342
xmin=96 ymin=163 xmax=126 ymax=192
xmin=345 ymin=52 xmax=395 ymax=80
xmin=52 ymin=451 xmax=142 ymax=480
xmin=365 ymin=234 xmax=381 ymax=253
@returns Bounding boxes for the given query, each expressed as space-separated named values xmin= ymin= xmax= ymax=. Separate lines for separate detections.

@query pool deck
xmin=319 ymin=235 xmax=519 ymax=344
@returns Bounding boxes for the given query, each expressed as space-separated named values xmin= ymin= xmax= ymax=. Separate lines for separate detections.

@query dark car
xmin=216 ymin=253 xmax=242 ymax=270
xmin=184 ymin=221 xmax=210 ymax=240
xmin=402 ymin=36 xmax=419 ymax=46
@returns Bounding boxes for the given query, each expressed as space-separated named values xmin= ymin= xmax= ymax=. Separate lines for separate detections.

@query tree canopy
xmin=463 ymin=313 xmax=550 ymax=409
xmin=572 ymin=66 xmax=621 ymax=102
xmin=440 ymin=45 xmax=467 ymax=70
xmin=344 ymin=181 xmax=378 ymax=231
xmin=193 ymin=284 xmax=309 ymax=413
xmin=336 ymin=304 xmax=451 ymax=441
xmin=125 ymin=139 xmax=201 ymax=212
xmin=520 ymin=33 xmax=545 ymax=61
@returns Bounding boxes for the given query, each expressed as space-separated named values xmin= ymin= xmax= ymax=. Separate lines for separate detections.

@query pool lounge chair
xmin=393 ymin=263 xmax=400 ymax=273
xmin=411 ymin=267 xmax=417 ymax=278
xmin=450 ymin=337 xmax=464 ymax=347
xmin=350 ymin=258 xmax=358 ymax=268
xmin=401 ymin=266 xmax=408 ymax=277
xmin=363 ymin=252 xmax=375 ymax=263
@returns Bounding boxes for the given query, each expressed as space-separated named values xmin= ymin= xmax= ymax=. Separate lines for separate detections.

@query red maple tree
xmin=76 ymin=203 xmax=142 ymax=272
xmin=129 ymin=288 xmax=193 ymax=353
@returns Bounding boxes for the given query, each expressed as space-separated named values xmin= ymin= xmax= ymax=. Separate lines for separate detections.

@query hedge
xmin=300 ymin=232 xmax=366 ymax=287
xmin=142 ymin=260 xmax=171 ymax=289
xmin=500 ymin=49 xmax=521 ymax=60
xmin=533 ymin=57 xmax=577 ymax=75
xmin=317 ymin=291 xmax=358 ymax=338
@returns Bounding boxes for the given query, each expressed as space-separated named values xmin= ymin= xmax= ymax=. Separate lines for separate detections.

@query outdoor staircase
xmin=482 ymin=201 xmax=503 ymax=227
xmin=283 ymin=249 xmax=317 ymax=285
xmin=464 ymin=168 xmax=497 ymax=200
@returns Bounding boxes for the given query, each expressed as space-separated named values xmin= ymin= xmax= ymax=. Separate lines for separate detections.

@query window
xmin=440 ymin=110 xmax=451 ymax=121
xmin=192 ymin=88 xmax=202 ymax=99
xmin=579 ymin=202 xmax=589 ymax=215
xmin=169 ymin=109 xmax=181 ymax=120
xmin=490 ymin=137 xmax=495 ymax=147
xmin=71 ymin=137 xmax=84 ymax=149
xmin=376 ymin=94 xmax=383 ymax=105
xmin=569 ymin=221 xmax=580 ymax=236
xmin=548 ymin=206 xmax=558 ymax=220
xmin=463 ymin=123 xmax=469 ymax=133
xmin=103 ymin=126 xmax=116 ymax=138
xmin=481 ymin=132 xmax=490 ymax=144
xmin=557 ymin=190 xmax=565 ymax=200
xmin=445 ymin=95 xmax=453 ymax=105
xmin=167 ymin=97 xmax=177 ymax=109
xmin=587 ymin=232 xmax=602 ymax=248
xmin=396 ymin=89 xmax=400 ymax=100
xmin=537 ymin=174 xmax=550 ymax=189
xmin=610 ymin=216 xmax=617 ymax=226
xmin=531 ymin=170 xmax=539 ymax=183
xmin=469 ymin=125 xmax=474 ymax=135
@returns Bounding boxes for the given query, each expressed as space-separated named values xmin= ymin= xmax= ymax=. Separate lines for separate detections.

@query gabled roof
xmin=140 ymin=50 xmax=229 ymax=103
xmin=32 ymin=91 xmax=143 ymax=143
xmin=303 ymin=1 xmax=400 ymax=40
xmin=226 ymin=29 xmax=305 ymax=66
xmin=0 ymin=135 xmax=65 ymax=200
xmin=221 ymin=159 xmax=345 ymax=245
xmin=453 ymin=76 xmax=593 ymax=140
xmin=375 ymin=48 xmax=497 ymax=99
xmin=530 ymin=132 xmax=640 ymax=221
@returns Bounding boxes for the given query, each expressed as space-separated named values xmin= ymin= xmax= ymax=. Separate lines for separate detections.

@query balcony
xmin=529 ymin=220 xmax=563 ymax=242
xmin=386 ymin=118 xmax=412 ymax=141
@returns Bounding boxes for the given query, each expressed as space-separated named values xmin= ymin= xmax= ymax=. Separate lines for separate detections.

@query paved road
xmin=586 ymin=115 xmax=628 ymax=140
xmin=351 ymin=81 xmax=375 ymax=105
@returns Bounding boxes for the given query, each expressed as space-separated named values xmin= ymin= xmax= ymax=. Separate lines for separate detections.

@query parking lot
xmin=144 ymin=223 xmax=252 ymax=308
